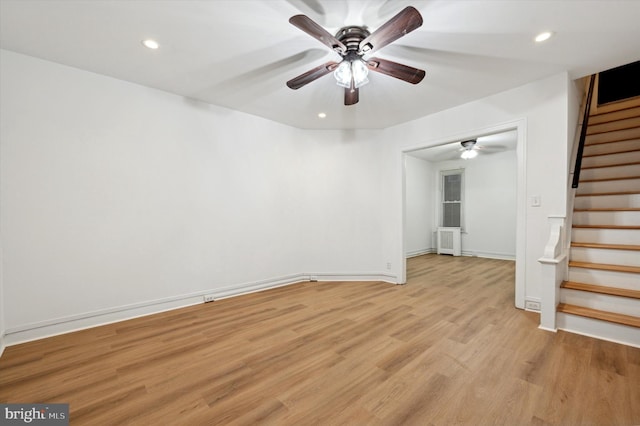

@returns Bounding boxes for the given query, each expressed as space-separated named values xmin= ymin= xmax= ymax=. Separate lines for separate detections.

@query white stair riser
xmin=572 ymin=210 xmax=640 ymax=226
xmin=568 ymin=267 xmax=640 ymax=290
xmin=574 ymin=193 xmax=640 ymax=209
xmin=580 ymin=163 xmax=640 ymax=181
xmin=572 ymin=227 xmax=640 ymax=245
xmin=577 ymin=178 xmax=640 ymax=194
xmin=581 ymin=151 xmax=640 ymax=168
xmin=570 ymin=246 xmax=640 ymax=267
xmin=588 ymin=107 xmax=640 ymax=125
xmin=583 ymin=139 xmax=640 ymax=156
xmin=556 ymin=313 xmax=640 ymax=347
xmin=561 ymin=105 xmax=640 ymax=347
xmin=585 ymin=126 xmax=640 ymax=144
xmin=587 ymin=117 xmax=640 ymax=135
xmin=561 ymin=289 xmax=640 ymax=317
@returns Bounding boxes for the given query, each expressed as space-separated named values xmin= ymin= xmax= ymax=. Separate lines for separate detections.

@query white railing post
xmin=538 ymin=215 xmax=567 ymax=331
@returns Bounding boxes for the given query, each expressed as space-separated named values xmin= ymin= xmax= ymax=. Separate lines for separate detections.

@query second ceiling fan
xmin=286 ymin=6 xmax=426 ymax=106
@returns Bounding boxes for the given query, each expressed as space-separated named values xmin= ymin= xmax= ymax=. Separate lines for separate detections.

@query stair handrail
xmin=571 ymin=74 xmax=596 ymax=188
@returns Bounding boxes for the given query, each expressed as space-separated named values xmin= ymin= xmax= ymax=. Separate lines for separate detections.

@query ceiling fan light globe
xmin=461 ymin=150 xmax=478 ymax=159
xmin=351 ymin=60 xmax=369 ymax=88
xmin=354 ymin=76 xmax=369 ymax=89
xmin=334 ymin=61 xmax=352 ymax=88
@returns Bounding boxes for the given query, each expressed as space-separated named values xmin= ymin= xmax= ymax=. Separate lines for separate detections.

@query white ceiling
xmin=2 ymin=0 xmax=640 ymax=130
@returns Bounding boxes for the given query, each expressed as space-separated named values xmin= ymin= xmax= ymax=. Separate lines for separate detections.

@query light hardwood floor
xmin=1 ymin=254 xmax=639 ymax=425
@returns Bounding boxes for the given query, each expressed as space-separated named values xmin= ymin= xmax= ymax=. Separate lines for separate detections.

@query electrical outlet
xmin=203 ymin=294 xmax=215 ymax=303
xmin=525 ymin=300 xmax=541 ymax=311
xmin=386 ymin=262 xmax=392 ymax=270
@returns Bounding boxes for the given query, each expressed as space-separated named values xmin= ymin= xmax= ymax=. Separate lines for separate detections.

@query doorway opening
xmin=399 ymin=121 xmax=526 ymax=309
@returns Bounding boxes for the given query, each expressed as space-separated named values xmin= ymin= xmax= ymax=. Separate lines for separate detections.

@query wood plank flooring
xmin=1 ymin=254 xmax=639 ymax=425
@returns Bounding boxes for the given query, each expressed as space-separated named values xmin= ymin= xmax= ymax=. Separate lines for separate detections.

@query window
xmin=441 ymin=169 xmax=463 ymax=227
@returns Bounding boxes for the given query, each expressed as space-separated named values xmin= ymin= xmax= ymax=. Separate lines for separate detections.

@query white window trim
xmin=439 ymin=168 xmax=465 ymax=230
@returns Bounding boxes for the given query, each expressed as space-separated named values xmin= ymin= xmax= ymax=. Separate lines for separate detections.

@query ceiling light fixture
xmin=142 ymin=39 xmax=159 ymax=49
xmin=286 ymin=8 xmax=425 ymax=106
xmin=460 ymin=139 xmax=478 ymax=159
xmin=334 ymin=58 xmax=369 ymax=89
xmin=461 ymin=149 xmax=478 ymax=159
xmin=318 ymin=112 xmax=327 ymax=118
xmin=534 ymin=31 xmax=553 ymax=43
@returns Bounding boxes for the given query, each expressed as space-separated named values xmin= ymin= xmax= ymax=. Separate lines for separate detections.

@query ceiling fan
xmin=286 ymin=6 xmax=426 ymax=106
xmin=459 ymin=139 xmax=510 ymax=159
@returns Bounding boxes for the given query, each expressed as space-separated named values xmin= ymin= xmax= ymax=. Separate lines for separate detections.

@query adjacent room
xmin=1 ymin=1 xmax=639 ymax=424
xmin=405 ymin=129 xmax=518 ymax=260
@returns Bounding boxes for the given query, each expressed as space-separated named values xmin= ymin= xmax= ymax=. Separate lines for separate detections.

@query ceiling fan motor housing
xmin=335 ymin=26 xmax=371 ymax=55
xmin=461 ymin=139 xmax=477 ymax=149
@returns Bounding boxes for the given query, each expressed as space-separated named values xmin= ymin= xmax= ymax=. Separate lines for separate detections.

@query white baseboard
xmin=310 ymin=272 xmax=398 ymax=284
xmin=205 ymin=273 xmax=310 ymax=300
xmin=461 ymin=251 xmax=516 ymax=261
xmin=2 ymin=271 xmax=398 ymax=347
xmin=405 ymin=249 xmax=515 ymax=261
xmin=406 ymin=248 xmax=436 ymax=258
xmin=4 ymin=293 xmax=206 ymax=347
xmin=0 ymin=334 xmax=5 ymax=358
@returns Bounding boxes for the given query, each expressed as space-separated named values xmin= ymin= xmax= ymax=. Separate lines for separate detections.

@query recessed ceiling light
xmin=534 ymin=31 xmax=553 ymax=43
xmin=318 ymin=112 xmax=327 ymax=118
xmin=142 ymin=39 xmax=159 ymax=49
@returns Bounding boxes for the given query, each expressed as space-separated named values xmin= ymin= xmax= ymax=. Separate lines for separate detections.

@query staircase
xmin=557 ymin=95 xmax=640 ymax=346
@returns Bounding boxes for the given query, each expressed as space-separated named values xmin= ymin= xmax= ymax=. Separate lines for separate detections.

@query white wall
xmin=431 ymin=150 xmax=518 ymax=259
xmin=385 ymin=73 xmax=572 ymax=307
xmin=279 ymin=128 xmax=391 ymax=277
xmin=0 ymin=230 xmax=4 ymax=356
xmin=0 ymin=50 xmax=390 ymax=344
xmin=404 ymin=155 xmax=434 ymax=256
xmin=0 ymin=64 xmax=5 ymax=354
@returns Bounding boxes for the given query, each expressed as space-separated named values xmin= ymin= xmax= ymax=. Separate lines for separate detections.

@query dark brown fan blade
xmin=358 ymin=6 xmax=423 ymax=55
xmin=290 ymin=15 xmax=347 ymax=54
xmin=344 ymin=85 xmax=359 ymax=106
xmin=366 ymin=57 xmax=425 ymax=84
xmin=286 ymin=61 xmax=340 ymax=90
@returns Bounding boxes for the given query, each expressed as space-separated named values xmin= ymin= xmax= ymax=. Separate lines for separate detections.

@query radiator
xmin=437 ymin=227 xmax=461 ymax=256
